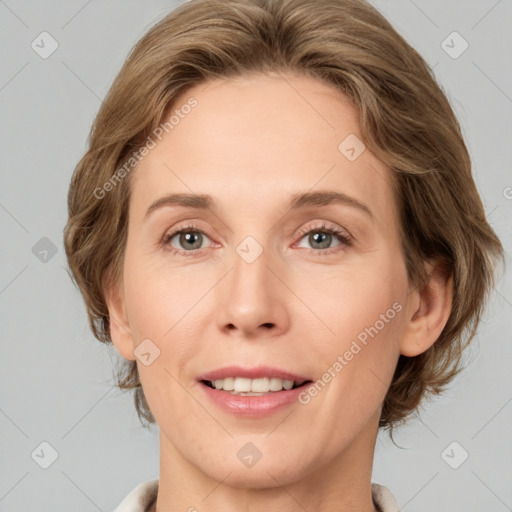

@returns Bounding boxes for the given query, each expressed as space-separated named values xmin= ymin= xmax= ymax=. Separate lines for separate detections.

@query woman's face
xmin=110 ymin=71 xmax=417 ymax=486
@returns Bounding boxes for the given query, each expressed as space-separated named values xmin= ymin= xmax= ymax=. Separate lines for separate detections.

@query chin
xmin=195 ymin=446 xmax=313 ymax=489
xmin=212 ymin=462 xmax=305 ymax=489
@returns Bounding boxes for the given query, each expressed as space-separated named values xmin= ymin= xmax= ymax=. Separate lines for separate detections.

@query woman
xmin=63 ymin=0 xmax=503 ymax=511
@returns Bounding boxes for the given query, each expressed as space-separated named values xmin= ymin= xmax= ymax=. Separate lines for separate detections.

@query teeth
xmin=211 ymin=377 xmax=297 ymax=393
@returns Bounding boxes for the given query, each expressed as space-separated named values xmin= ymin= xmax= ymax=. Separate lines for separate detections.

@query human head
xmin=63 ymin=0 xmax=503 ymax=439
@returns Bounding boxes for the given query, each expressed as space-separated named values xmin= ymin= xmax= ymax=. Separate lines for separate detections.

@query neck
xmin=153 ymin=412 xmax=380 ymax=512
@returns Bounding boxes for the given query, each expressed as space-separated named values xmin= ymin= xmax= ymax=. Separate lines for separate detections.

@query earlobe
xmin=103 ymin=270 xmax=136 ymax=361
xmin=400 ymin=262 xmax=453 ymax=357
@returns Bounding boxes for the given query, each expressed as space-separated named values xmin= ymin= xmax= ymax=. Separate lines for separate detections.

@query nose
xmin=215 ymin=241 xmax=290 ymax=339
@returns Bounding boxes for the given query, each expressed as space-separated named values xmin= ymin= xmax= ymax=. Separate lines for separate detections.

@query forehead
xmin=129 ymin=71 xmax=396 ymax=224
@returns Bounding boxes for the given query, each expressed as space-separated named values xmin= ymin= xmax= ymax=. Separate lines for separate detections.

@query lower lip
xmin=199 ymin=382 xmax=309 ymax=418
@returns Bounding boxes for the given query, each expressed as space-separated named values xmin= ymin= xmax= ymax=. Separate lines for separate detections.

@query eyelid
xmin=160 ymin=219 xmax=353 ymax=256
xmin=160 ymin=221 xmax=214 ymax=248
xmin=295 ymin=220 xmax=352 ymax=241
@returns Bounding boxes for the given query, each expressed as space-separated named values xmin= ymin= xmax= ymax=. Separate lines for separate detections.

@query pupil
xmin=178 ymin=231 xmax=332 ymax=251
xmin=311 ymin=232 xmax=330 ymax=249
xmin=181 ymin=232 xmax=201 ymax=249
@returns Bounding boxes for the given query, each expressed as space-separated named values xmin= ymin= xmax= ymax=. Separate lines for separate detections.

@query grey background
xmin=0 ymin=0 xmax=511 ymax=510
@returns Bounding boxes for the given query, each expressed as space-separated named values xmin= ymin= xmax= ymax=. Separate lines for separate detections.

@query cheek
xmin=296 ymin=300 xmax=404 ymax=453
xmin=122 ymin=248 xmax=207 ymax=381
xmin=123 ymin=247 xmax=188 ymax=339
xmin=123 ymin=263 xmax=202 ymax=430
xmin=304 ymin=260 xmax=406 ymax=401
xmin=314 ymin=258 xmax=406 ymax=340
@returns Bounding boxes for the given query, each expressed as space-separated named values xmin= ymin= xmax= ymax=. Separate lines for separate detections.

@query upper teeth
xmin=211 ymin=377 xmax=299 ymax=393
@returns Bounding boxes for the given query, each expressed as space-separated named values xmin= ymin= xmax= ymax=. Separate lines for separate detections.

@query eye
xmin=160 ymin=222 xmax=213 ymax=256
xmin=160 ymin=221 xmax=353 ymax=257
xmin=295 ymin=222 xmax=352 ymax=255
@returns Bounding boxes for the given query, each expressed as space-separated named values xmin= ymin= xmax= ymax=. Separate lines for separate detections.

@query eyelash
xmin=160 ymin=221 xmax=353 ymax=257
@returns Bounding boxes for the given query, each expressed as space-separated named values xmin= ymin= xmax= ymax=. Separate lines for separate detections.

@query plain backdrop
xmin=0 ymin=0 xmax=511 ymax=510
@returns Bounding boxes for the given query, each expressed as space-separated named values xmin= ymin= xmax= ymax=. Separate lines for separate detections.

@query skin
xmin=105 ymin=71 xmax=452 ymax=512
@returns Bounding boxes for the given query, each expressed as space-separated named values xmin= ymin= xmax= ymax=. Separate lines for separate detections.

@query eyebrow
xmin=144 ymin=190 xmax=373 ymax=220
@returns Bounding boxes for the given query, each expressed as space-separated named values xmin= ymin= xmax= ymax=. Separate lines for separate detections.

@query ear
xmin=103 ymin=269 xmax=136 ymax=361
xmin=400 ymin=261 xmax=453 ymax=357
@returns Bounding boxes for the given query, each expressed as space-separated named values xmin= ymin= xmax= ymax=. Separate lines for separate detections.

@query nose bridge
xmin=215 ymin=231 xmax=287 ymax=333
xmin=228 ymin=213 xmax=276 ymax=288
xmin=231 ymin=233 xmax=275 ymax=303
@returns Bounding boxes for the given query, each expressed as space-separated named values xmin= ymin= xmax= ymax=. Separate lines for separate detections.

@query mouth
xmin=200 ymin=377 xmax=313 ymax=396
xmin=197 ymin=367 xmax=314 ymax=417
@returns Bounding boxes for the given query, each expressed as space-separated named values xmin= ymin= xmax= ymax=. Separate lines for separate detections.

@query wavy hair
xmin=63 ymin=0 xmax=504 ymax=432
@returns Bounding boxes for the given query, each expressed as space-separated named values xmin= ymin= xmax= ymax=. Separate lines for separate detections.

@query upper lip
xmin=198 ymin=366 xmax=312 ymax=383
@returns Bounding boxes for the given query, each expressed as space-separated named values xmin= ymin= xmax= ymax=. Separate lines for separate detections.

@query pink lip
xmin=198 ymin=365 xmax=310 ymax=383
xmin=196 ymin=366 xmax=313 ymax=418
xmin=198 ymin=381 xmax=311 ymax=418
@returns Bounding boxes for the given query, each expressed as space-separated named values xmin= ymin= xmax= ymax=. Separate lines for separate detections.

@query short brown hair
xmin=63 ymin=0 xmax=504 ymax=431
